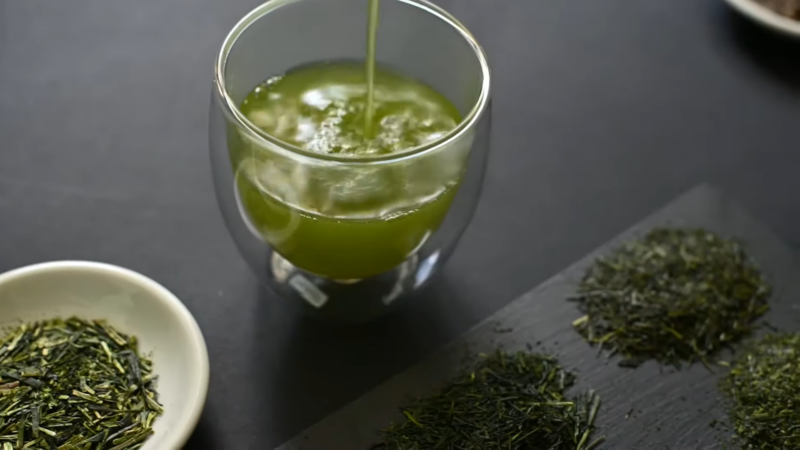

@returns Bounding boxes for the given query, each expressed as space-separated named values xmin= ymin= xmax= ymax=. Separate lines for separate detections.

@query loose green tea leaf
xmin=572 ymin=228 xmax=770 ymax=368
xmin=720 ymin=332 xmax=800 ymax=450
xmin=376 ymin=351 xmax=602 ymax=450
xmin=0 ymin=317 xmax=162 ymax=449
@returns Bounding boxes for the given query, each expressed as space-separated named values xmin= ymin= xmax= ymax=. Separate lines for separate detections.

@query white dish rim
xmin=725 ymin=0 xmax=800 ymax=38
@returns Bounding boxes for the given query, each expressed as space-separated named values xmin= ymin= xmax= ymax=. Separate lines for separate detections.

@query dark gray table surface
xmin=1 ymin=0 xmax=798 ymax=449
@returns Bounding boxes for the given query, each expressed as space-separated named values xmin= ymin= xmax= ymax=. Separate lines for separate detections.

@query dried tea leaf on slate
xmin=571 ymin=228 xmax=770 ymax=368
xmin=720 ymin=332 xmax=800 ymax=450
xmin=376 ymin=351 xmax=603 ymax=450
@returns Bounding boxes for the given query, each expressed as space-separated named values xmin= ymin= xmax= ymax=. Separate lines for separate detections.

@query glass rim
xmin=214 ymin=0 xmax=491 ymax=165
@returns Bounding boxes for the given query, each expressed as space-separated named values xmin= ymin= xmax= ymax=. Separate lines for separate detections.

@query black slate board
xmin=277 ymin=184 xmax=800 ymax=450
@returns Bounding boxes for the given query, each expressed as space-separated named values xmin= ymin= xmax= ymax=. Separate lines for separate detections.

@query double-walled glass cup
xmin=210 ymin=0 xmax=491 ymax=322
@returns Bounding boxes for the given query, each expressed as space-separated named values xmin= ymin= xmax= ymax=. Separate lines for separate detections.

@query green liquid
xmin=233 ymin=62 xmax=462 ymax=280
xmin=240 ymin=62 xmax=459 ymax=156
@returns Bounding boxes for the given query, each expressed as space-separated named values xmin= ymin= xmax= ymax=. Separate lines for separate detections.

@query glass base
xmin=226 ymin=164 xmax=450 ymax=324
xmin=265 ymin=250 xmax=441 ymax=323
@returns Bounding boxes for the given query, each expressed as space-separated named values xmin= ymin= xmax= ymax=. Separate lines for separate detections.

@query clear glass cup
xmin=209 ymin=0 xmax=491 ymax=322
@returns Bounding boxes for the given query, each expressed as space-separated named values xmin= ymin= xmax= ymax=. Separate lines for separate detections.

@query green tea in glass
xmin=210 ymin=0 xmax=491 ymax=321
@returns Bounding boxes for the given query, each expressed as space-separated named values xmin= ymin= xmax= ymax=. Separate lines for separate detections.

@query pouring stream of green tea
xmin=365 ymin=0 xmax=380 ymax=138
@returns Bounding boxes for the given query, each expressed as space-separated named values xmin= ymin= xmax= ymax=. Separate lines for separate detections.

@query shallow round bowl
xmin=725 ymin=0 xmax=800 ymax=38
xmin=0 ymin=261 xmax=209 ymax=450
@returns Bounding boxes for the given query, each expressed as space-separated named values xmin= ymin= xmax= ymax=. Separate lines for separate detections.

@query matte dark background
xmin=0 ymin=0 xmax=798 ymax=448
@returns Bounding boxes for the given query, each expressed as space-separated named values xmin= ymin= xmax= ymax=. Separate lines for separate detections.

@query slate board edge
xmin=276 ymin=183 xmax=800 ymax=450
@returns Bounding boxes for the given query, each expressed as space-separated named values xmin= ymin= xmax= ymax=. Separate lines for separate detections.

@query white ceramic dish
xmin=0 ymin=261 xmax=209 ymax=450
xmin=725 ymin=0 xmax=800 ymax=38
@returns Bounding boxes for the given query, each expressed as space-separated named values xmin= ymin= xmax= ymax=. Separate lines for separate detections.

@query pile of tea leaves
xmin=377 ymin=351 xmax=603 ymax=450
xmin=571 ymin=228 xmax=770 ymax=368
xmin=0 ymin=318 xmax=162 ymax=449
xmin=720 ymin=332 xmax=800 ymax=450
